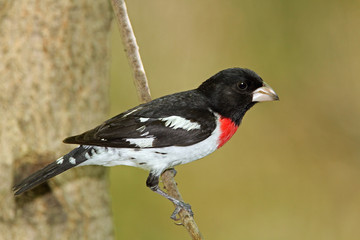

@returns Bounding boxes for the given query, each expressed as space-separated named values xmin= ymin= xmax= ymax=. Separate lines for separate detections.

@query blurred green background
xmin=108 ymin=0 xmax=360 ymax=239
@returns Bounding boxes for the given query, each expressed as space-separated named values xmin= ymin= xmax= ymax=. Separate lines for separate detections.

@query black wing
xmin=63 ymin=90 xmax=217 ymax=148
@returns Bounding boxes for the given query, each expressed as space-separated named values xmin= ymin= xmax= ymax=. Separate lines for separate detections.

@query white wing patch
xmin=139 ymin=117 xmax=149 ymax=122
xmin=69 ymin=157 xmax=76 ymax=164
xmin=56 ymin=157 xmax=64 ymax=164
xmin=126 ymin=137 xmax=154 ymax=147
xmin=159 ymin=116 xmax=201 ymax=131
xmin=140 ymin=131 xmax=150 ymax=136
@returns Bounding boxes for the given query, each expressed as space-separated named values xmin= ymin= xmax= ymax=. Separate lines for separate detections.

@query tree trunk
xmin=0 ymin=0 xmax=114 ymax=239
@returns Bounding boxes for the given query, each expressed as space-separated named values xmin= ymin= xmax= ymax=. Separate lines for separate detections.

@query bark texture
xmin=0 ymin=0 xmax=113 ymax=239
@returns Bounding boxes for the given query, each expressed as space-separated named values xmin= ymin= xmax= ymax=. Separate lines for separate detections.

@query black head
xmin=197 ymin=68 xmax=278 ymax=125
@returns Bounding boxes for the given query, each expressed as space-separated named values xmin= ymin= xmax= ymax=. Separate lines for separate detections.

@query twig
xmin=110 ymin=0 xmax=204 ymax=239
xmin=110 ymin=0 xmax=151 ymax=103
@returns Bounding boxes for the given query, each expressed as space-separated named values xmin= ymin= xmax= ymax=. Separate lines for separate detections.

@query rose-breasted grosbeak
xmin=13 ymin=67 xmax=278 ymax=219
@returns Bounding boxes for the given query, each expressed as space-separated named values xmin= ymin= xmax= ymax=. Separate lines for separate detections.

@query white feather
xmin=125 ymin=137 xmax=155 ymax=148
xmin=69 ymin=157 xmax=76 ymax=164
xmin=159 ymin=116 xmax=201 ymax=131
xmin=122 ymin=107 xmax=142 ymax=118
xmin=56 ymin=157 xmax=64 ymax=165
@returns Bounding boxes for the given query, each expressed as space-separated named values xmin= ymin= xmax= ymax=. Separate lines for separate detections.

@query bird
xmin=13 ymin=67 xmax=279 ymax=219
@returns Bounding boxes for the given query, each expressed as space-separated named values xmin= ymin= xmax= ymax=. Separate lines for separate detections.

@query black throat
xmin=223 ymin=102 xmax=256 ymax=126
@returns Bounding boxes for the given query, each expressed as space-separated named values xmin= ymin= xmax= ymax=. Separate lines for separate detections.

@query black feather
xmin=63 ymin=91 xmax=217 ymax=148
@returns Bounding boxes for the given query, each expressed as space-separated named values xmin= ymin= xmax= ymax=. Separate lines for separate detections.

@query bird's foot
xmin=170 ymin=200 xmax=193 ymax=220
xmin=147 ymin=171 xmax=193 ymax=220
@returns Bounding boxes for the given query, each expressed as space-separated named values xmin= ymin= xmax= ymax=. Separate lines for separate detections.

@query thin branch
xmin=110 ymin=0 xmax=203 ymax=239
xmin=110 ymin=0 xmax=151 ymax=103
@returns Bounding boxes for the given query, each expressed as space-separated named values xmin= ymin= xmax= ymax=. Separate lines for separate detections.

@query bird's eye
xmin=237 ymin=82 xmax=248 ymax=90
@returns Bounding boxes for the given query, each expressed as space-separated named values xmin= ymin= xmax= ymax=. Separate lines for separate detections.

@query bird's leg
xmin=146 ymin=170 xmax=193 ymax=220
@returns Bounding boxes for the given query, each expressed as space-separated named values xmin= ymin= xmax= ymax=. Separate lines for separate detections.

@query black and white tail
xmin=13 ymin=145 xmax=92 ymax=195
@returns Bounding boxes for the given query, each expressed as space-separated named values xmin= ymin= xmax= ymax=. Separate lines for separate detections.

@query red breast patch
xmin=217 ymin=117 xmax=238 ymax=148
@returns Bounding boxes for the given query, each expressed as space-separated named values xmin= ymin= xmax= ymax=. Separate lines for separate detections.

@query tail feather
xmin=13 ymin=145 xmax=92 ymax=195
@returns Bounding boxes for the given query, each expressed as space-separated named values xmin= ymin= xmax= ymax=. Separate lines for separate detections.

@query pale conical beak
xmin=252 ymin=83 xmax=279 ymax=102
